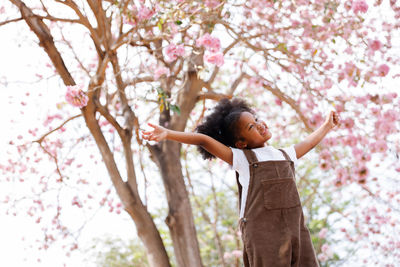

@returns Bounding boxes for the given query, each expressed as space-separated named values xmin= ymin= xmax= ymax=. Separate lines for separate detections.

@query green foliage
xmin=89 ymin=237 xmax=149 ymax=267
xmin=156 ymin=87 xmax=180 ymax=115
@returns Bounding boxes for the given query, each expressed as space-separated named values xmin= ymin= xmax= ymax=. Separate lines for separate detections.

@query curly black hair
xmin=196 ymin=98 xmax=254 ymax=160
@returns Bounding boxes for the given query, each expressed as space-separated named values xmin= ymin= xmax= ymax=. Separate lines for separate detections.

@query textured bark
xmin=83 ymin=97 xmax=171 ymax=267
xmin=149 ymin=70 xmax=205 ymax=267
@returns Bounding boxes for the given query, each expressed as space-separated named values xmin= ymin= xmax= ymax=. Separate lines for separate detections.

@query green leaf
xmin=175 ymin=20 xmax=182 ymax=25
xmin=170 ymin=104 xmax=181 ymax=115
xmin=276 ymin=43 xmax=288 ymax=53
xmin=157 ymin=18 xmax=164 ymax=31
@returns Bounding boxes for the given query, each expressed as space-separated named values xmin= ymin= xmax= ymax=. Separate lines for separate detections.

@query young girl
xmin=142 ymin=98 xmax=339 ymax=267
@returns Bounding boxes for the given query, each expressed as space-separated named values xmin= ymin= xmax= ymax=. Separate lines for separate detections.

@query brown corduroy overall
xmin=236 ymin=149 xmax=319 ymax=267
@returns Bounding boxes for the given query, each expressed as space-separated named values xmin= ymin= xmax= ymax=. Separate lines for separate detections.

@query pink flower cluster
xmin=196 ymin=33 xmax=221 ymax=53
xmin=204 ymin=52 xmax=224 ymax=67
xmin=196 ymin=33 xmax=224 ymax=67
xmin=154 ymin=66 xmax=170 ymax=80
xmin=137 ymin=6 xmax=155 ymax=21
xmin=205 ymin=0 xmax=220 ymax=8
xmin=223 ymin=250 xmax=242 ymax=260
xmin=377 ymin=64 xmax=390 ymax=77
xmin=352 ymin=0 xmax=368 ymax=14
xmin=369 ymin=39 xmax=382 ymax=51
xmin=65 ymin=85 xmax=88 ymax=108
xmin=164 ymin=43 xmax=185 ymax=62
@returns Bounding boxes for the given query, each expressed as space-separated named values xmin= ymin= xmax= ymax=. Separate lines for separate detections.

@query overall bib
xmin=236 ymin=149 xmax=319 ymax=267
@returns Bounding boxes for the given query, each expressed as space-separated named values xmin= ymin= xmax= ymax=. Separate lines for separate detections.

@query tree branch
xmin=197 ymin=91 xmax=232 ymax=101
xmin=260 ymin=80 xmax=313 ymax=132
xmin=34 ymin=114 xmax=82 ymax=143
xmin=10 ymin=0 xmax=75 ymax=86
xmin=0 ymin=17 xmax=23 ymax=26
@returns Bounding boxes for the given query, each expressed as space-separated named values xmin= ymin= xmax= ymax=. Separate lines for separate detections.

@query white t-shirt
xmin=231 ymin=145 xmax=298 ymax=218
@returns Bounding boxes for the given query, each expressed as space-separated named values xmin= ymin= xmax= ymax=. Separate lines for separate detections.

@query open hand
xmin=325 ymin=111 xmax=340 ymax=129
xmin=142 ymin=123 xmax=168 ymax=142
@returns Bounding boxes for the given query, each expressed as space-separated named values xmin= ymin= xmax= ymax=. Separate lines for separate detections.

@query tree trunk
xmin=83 ymin=100 xmax=171 ymax=267
xmin=150 ymin=70 xmax=205 ymax=267
xmin=156 ymin=141 xmax=203 ymax=267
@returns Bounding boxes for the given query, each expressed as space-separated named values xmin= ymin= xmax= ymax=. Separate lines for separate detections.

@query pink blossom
xmin=377 ymin=64 xmax=390 ymax=76
xmin=137 ymin=6 xmax=155 ymax=21
xmin=205 ymin=0 xmax=220 ymax=8
xmin=154 ymin=66 xmax=170 ymax=80
xmin=384 ymin=92 xmax=397 ymax=102
xmin=196 ymin=33 xmax=221 ymax=52
xmin=123 ymin=16 xmax=137 ymax=26
xmin=383 ymin=109 xmax=398 ymax=122
xmin=324 ymin=62 xmax=334 ymax=70
xmin=305 ymin=97 xmax=316 ymax=109
xmin=344 ymin=46 xmax=353 ymax=54
xmin=221 ymin=234 xmax=234 ymax=241
xmin=370 ymin=107 xmax=381 ymax=116
xmin=291 ymin=20 xmax=301 ymax=27
xmin=320 ymin=149 xmax=331 ymax=161
xmin=352 ymin=147 xmax=363 ymax=159
xmin=342 ymin=117 xmax=354 ymax=129
xmin=355 ymin=95 xmax=369 ymax=106
xmin=309 ymin=113 xmax=323 ymax=128
xmin=323 ymin=137 xmax=338 ymax=146
xmin=343 ymin=135 xmax=357 ymax=147
xmin=168 ymin=21 xmax=179 ymax=35
xmin=352 ymin=0 xmax=368 ymax=14
xmin=360 ymin=153 xmax=371 ymax=162
xmin=320 ymin=161 xmax=331 ymax=171
xmin=72 ymin=196 xmax=82 ymax=208
xmin=204 ymin=52 xmax=224 ymax=67
xmin=355 ymin=165 xmax=369 ymax=184
xmin=65 ymin=85 xmax=88 ymax=108
xmin=369 ymin=39 xmax=382 ymax=51
xmin=303 ymin=40 xmax=312 ymax=50
xmin=223 ymin=252 xmax=232 ymax=260
xmin=321 ymin=243 xmax=330 ymax=253
xmin=318 ymin=253 xmax=328 ymax=262
xmin=275 ymin=98 xmax=282 ymax=106
xmin=164 ymin=43 xmax=185 ymax=62
xmin=318 ymin=228 xmax=328 ymax=239
xmin=371 ymin=140 xmax=388 ymax=153
xmin=344 ymin=61 xmax=357 ymax=78
xmin=323 ymin=78 xmax=333 ymax=89
xmin=231 ymin=250 xmax=242 ymax=258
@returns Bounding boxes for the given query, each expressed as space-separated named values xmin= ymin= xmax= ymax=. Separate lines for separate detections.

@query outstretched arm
xmin=294 ymin=111 xmax=340 ymax=159
xmin=142 ymin=123 xmax=233 ymax=165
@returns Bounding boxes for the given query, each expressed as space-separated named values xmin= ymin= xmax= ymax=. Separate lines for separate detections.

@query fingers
xmin=147 ymin=122 xmax=157 ymax=129
xmin=142 ymin=132 xmax=159 ymax=141
xmin=331 ymin=111 xmax=340 ymax=126
xmin=141 ymin=123 xmax=164 ymax=142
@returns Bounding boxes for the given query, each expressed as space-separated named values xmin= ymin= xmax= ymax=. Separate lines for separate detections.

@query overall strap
xmin=278 ymin=148 xmax=291 ymax=161
xmin=243 ymin=149 xmax=258 ymax=164
xmin=278 ymin=148 xmax=296 ymax=178
xmin=235 ymin=172 xmax=242 ymax=212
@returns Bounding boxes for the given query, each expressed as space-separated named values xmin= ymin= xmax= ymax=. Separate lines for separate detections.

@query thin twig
xmin=34 ymin=114 xmax=82 ymax=144
xmin=0 ymin=17 xmax=23 ymax=26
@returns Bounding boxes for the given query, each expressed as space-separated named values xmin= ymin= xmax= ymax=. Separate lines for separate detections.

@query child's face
xmin=235 ymin=111 xmax=272 ymax=149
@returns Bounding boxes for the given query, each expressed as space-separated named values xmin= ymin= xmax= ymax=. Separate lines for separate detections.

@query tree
xmin=1 ymin=0 xmax=399 ymax=266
